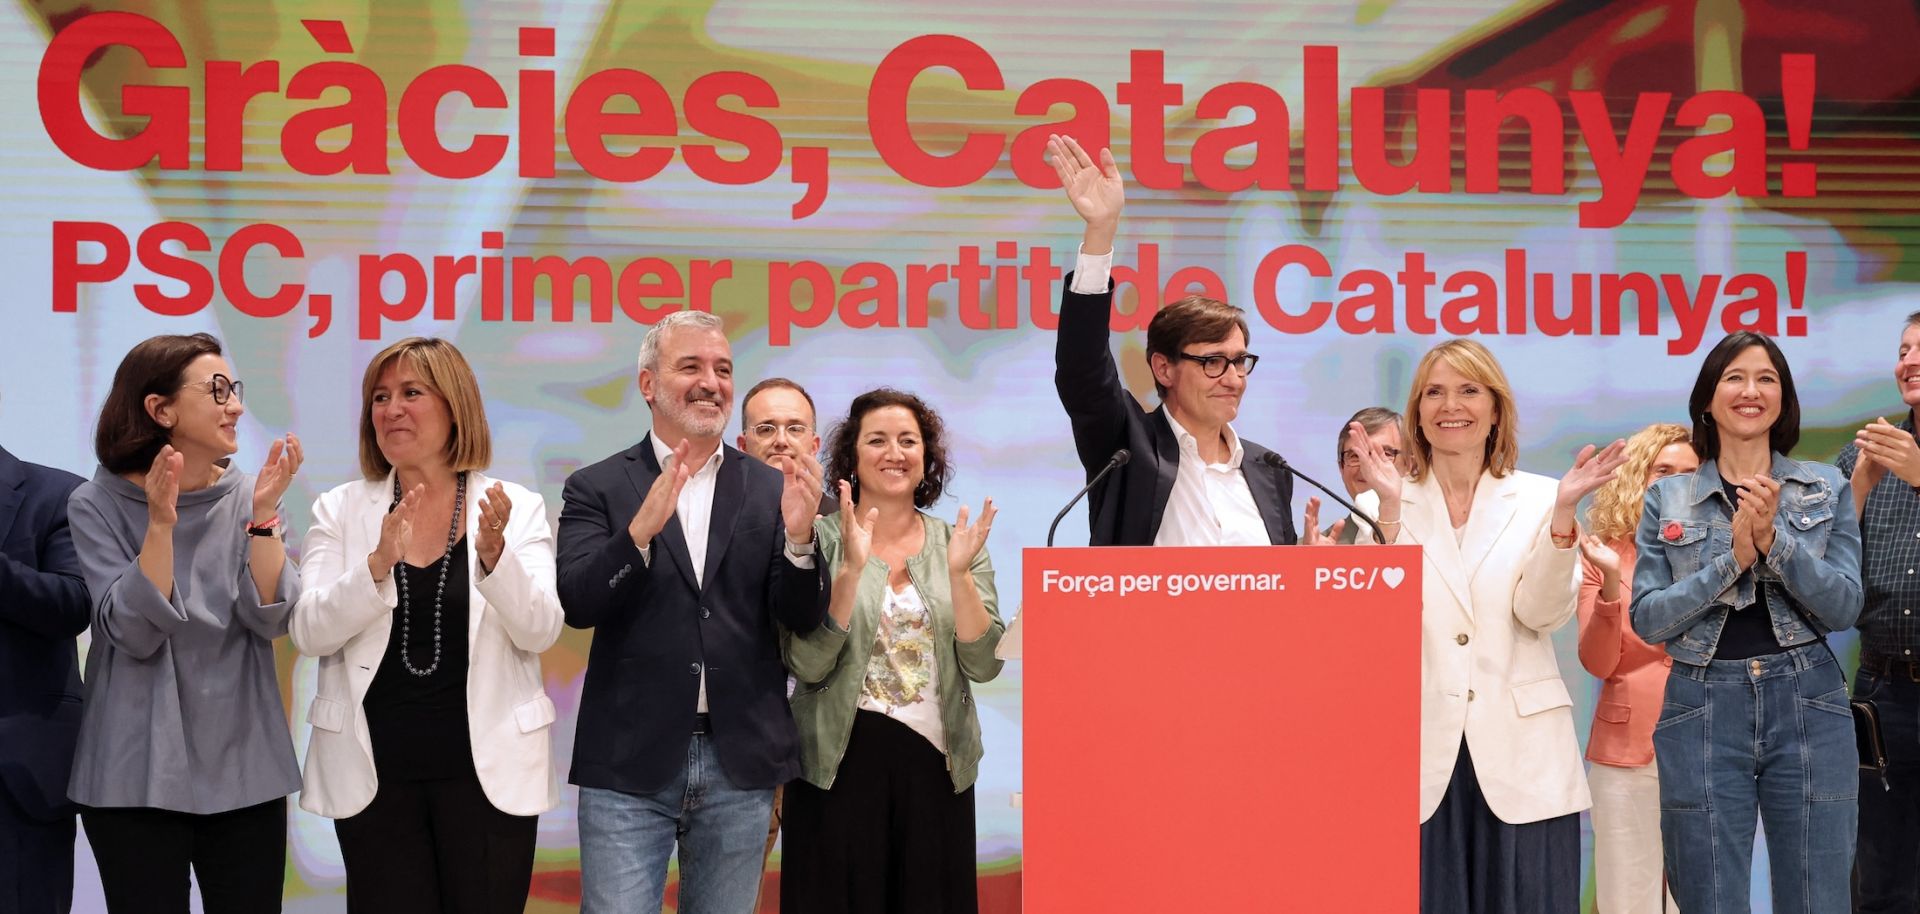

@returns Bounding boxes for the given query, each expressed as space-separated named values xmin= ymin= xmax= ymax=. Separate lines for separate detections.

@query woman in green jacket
xmin=780 ymin=388 xmax=1005 ymax=914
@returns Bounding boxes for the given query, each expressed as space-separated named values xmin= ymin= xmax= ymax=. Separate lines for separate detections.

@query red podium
xmin=1020 ymin=545 xmax=1423 ymax=912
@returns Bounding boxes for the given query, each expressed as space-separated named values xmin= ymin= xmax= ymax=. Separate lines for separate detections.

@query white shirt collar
xmin=1162 ymin=409 xmax=1244 ymax=469
xmin=649 ymin=433 xmax=725 ymax=477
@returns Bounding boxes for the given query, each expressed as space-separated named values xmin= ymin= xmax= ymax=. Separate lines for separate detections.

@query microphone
xmin=1259 ymin=452 xmax=1387 ymax=545
xmin=1047 ymin=449 xmax=1130 ymax=547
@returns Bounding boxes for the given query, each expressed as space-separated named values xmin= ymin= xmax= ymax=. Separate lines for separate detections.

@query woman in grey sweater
xmin=65 ymin=333 xmax=304 ymax=914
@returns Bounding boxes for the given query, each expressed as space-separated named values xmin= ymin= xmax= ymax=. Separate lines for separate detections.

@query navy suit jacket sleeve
xmin=555 ymin=463 xmax=654 ymax=630
xmin=0 ymin=465 xmax=88 ymax=639
xmin=1053 ymin=274 xmax=1136 ymax=480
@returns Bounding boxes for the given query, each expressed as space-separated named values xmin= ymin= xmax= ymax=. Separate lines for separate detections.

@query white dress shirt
xmin=647 ymin=434 xmax=725 ymax=711
xmin=1154 ymin=410 xmax=1269 ymax=547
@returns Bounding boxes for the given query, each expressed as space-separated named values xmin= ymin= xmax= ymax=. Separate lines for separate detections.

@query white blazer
xmin=1402 ymin=469 xmax=1590 ymax=825
xmin=291 ymin=472 xmax=564 ymax=819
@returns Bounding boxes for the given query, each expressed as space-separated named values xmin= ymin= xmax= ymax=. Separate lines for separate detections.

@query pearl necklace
xmin=391 ymin=472 xmax=465 ymax=677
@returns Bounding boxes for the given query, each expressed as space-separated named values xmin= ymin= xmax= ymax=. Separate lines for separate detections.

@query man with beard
xmin=558 ymin=311 xmax=829 ymax=914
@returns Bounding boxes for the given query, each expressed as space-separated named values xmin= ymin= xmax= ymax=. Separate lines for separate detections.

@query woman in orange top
xmin=1577 ymin=422 xmax=1697 ymax=914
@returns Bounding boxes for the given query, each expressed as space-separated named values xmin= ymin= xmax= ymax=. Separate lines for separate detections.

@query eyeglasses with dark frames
xmin=205 ymin=374 xmax=244 ymax=406
xmin=1176 ymin=352 xmax=1260 ymax=378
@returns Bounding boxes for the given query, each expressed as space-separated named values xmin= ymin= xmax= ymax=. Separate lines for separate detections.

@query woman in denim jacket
xmin=1630 ymin=331 xmax=1864 ymax=913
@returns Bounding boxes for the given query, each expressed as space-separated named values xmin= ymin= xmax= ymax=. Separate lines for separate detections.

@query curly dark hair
xmin=824 ymin=388 xmax=952 ymax=509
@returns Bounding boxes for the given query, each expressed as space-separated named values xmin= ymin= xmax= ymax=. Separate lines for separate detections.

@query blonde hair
xmin=358 ymin=337 xmax=492 ymax=480
xmin=1584 ymin=423 xmax=1694 ymax=542
xmin=1403 ymin=339 xmax=1520 ymax=482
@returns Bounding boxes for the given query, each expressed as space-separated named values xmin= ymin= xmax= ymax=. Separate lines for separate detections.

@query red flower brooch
xmin=1662 ymin=521 xmax=1684 ymax=542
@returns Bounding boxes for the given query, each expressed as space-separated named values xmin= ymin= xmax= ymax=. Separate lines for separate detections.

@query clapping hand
xmin=144 ymin=445 xmax=184 ymax=528
xmin=372 ymin=484 xmax=424 ymax=581
xmin=629 ymin=439 xmax=693 ymax=550
xmin=947 ymin=498 xmax=997 ymax=574
xmin=781 ymin=452 xmax=826 ymax=544
xmin=252 ymin=433 xmax=302 ymax=522
xmin=837 ymin=480 xmax=879 ymax=575
xmin=476 ymin=481 xmax=511 ymax=572
xmin=1300 ymin=496 xmax=1347 ymax=546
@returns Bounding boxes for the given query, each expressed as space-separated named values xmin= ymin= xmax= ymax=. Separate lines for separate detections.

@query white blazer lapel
xmin=1459 ymin=472 xmax=1522 ymax=585
xmin=463 ymin=471 xmax=490 ymax=646
xmin=1404 ymin=476 xmax=1474 ymax=618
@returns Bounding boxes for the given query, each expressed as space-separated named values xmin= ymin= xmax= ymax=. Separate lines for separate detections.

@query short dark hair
xmin=741 ymin=377 xmax=817 ymax=429
xmin=1337 ymin=406 xmax=1402 ymax=464
xmin=1145 ymin=295 xmax=1251 ymax=399
xmin=1688 ymin=331 xmax=1801 ymax=461
xmin=94 ymin=333 xmax=224 ymax=474
xmin=824 ymin=388 xmax=952 ymax=509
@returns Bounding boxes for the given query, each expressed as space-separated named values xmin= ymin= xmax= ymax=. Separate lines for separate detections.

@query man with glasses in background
xmin=1331 ymin=407 xmax=1412 ymax=544
xmin=1048 ymin=133 xmax=1298 ymax=547
xmin=733 ymin=376 xmax=830 ymax=911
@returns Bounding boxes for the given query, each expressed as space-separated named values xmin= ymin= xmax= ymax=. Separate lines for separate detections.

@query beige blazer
xmin=291 ymin=472 xmax=563 ymax=818
xmin=1402 ymin=469 xmax=1590 ymax=825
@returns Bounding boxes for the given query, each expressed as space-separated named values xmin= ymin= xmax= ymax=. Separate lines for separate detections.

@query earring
xmin=1700 ymin=412 xmax=1715 ymax=425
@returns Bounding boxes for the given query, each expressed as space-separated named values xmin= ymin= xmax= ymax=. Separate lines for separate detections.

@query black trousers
xmin=1419 ymin=740 xmax=1579 ymax=914
xmin=781 ymin=710 xmax=978 ymax=914
xmin=80 ymin=798 xmax=287 ymax=914
xmin=332 ymin=769 xmax=538 ymax=914
xmin=0 ymin=788 xmax=75 ymax=914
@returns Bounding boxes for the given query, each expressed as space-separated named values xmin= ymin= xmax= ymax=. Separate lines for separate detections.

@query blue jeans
xmin=1854 ymin=660 xmax=1920 ymax=913
xmin=578 ymin=734 xmax=776 ymax=914
xmin=1654 ymin=642 xmax=1858 ymax=914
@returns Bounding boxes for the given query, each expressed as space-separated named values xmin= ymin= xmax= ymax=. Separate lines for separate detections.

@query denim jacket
xmin=1629 ymin=453 xmax=1862 ymax=666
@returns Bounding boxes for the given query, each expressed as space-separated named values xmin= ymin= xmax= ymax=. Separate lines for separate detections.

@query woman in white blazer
xmin=1346 ymin=339 xmax=1625 ymax=914
xmin=292 ymin=338 xmax=563 ymax=914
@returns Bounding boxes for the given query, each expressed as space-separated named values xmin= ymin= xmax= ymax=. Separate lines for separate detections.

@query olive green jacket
xmin=782 ymin=511 xmax=1005 ymax=792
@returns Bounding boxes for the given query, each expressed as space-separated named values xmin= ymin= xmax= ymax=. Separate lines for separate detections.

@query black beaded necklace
xmin=391 ymin=471 xmax=465 ymax=678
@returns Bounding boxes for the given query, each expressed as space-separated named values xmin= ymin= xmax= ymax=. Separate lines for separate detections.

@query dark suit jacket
xmin=558 ymin=436 xmax=827 ymax=794
xmin=1054 ymin=278 xmax=1298 ymax=547
xmin=0 ymin=446 xmax=89 ymax=822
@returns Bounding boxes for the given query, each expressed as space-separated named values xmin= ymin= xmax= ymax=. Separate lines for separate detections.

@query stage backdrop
xmin=7 ymin=0 xmax=1920 ymax=910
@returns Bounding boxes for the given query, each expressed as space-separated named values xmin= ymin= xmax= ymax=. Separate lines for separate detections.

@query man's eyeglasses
xmin=1340 ymin=446 xmax=1400 ymax=468
xmin=749 ymin=423 xmax=811 ymax=441
xmin=1176 ymin=352 xmax=1260 ymax=378
xmin=206 ymin=374 xmax=244 ymax=406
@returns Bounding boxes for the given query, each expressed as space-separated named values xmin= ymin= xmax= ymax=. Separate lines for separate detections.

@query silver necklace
xmin=391 ymin=472 xmax=465 ymax=677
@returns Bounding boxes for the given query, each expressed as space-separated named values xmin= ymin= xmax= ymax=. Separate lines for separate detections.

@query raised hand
xmin=1048 ymin=134 xmax=1124 ymax=237
xmin=781 ymin=451 xmax=826 ymax=543
xmin=946 ymin=498 xmax=997 ymax=574
xmin=476 ymin=481 xmax=512 ymax=572
xmin=1344 ymin=421 xmax=1402 ymax=506
xmin=372 ymin=483 xmax=424 ymax=580
xmin=1556 ymin=439 xmax=1630 ymax=508
xmin=838 ymin=480 xmax=878 ymax=574
xmin=144 ymin=445 xmax=183 ymax=528
xmin=628 ymin=439 xmax=693 ymax=550
xmin=252 ymin=433 xmax=302 ymax=522
xmin=1856 ymin=419 xmax=1920 ymax=486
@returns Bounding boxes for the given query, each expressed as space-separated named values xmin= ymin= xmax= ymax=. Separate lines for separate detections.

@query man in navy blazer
xmin=1048 ymin=134 xmax=1299 ymax=548
xmin=558 ymin=311 xmax=828 ymax=914
xmin=0 ymin=444 xmax=90 ymax=913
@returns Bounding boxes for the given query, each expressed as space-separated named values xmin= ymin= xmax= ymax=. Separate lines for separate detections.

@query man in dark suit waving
xmin=558 ymin=311 xmax=828 ymax=914
xmin=0 ymin=444 xmax=89 ymax=913
xmin=1048 ymin=134 xmax=1300 ymax=548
